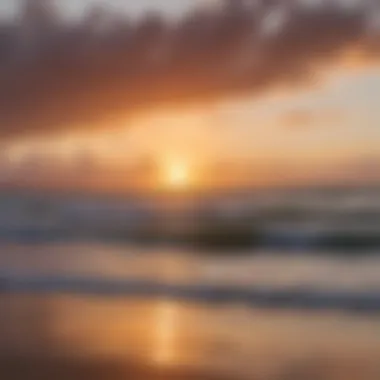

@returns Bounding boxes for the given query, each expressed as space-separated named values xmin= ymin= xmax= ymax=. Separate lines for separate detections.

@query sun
xmin=164 ymin=161 xmax=191 ymax=190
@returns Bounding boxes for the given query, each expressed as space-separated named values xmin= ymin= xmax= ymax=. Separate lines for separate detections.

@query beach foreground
xmin=0 ymin=293 xmax=379 ymax=380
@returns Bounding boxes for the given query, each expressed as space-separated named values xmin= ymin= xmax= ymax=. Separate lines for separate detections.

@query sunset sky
xmin=0 ymin=0 xmax=379 ymax=191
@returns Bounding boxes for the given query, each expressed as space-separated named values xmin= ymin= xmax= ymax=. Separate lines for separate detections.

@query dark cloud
xmin=0 ymin=0 xmax=378 ymax=139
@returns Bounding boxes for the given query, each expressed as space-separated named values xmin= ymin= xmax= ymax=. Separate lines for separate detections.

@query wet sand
xmin=0 ymin=243 xmax=379 ymax=379
xmin=0 ymin=294 xmax=379 ymax=380
xmin=0 ymin=355 xmax=233 ymax=380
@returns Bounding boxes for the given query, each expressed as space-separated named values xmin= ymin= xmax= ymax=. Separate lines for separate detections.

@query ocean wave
xmin=1 ymin=273 xmax=380 ymax=314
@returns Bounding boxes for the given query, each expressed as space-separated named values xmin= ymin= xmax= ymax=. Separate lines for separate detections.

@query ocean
xmin=0 ymin=187 xmax=379 ymax=379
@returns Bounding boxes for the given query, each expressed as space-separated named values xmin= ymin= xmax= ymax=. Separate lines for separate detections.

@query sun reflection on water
xmin=153 ymin=300 xmax=178 ymax=366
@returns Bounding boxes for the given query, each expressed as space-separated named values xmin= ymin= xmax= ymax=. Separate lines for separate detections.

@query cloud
xmin=0 ymin=0 xmax=378 ymax=139
xmin=279 ymin=108 xmax=343 ymax=128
